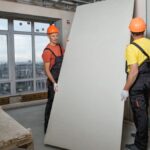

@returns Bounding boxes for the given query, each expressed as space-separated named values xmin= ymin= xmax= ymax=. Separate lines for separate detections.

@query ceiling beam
xmin=72 ymin=0 xmax=91 ymax=4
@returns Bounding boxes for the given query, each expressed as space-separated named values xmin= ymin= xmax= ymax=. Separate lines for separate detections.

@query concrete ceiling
xmin=4 ymin=0 xmax=103 ymax=11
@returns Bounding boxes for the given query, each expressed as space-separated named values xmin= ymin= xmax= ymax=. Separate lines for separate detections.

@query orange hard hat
xmin=47 ymin=24 xmax=59 ymax=34
xmin=129 ymin=17 xmax=146 ymax=32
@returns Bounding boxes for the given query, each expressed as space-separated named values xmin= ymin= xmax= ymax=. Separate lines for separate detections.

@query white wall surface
xmin=0 ymin=0 xmax=74 ymax=47
xmin=44 ymin=0 xmax=134 ymax=149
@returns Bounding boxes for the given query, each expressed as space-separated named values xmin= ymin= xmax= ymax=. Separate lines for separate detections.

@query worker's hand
xmin=121 ymin=90 xmax=129 ymax=101
xmin=54 ymin=83 xmax=58 ymax=92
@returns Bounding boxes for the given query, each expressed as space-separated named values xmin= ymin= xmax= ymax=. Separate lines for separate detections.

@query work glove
xmin=121 ymin=90 xmax=129 ymax=101
xmin=54 ymin=83 xmax=58 ymax=92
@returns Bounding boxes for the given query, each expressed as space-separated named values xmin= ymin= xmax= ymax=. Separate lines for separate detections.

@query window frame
xmin=0 ymin=15 xmax=62 ymax=97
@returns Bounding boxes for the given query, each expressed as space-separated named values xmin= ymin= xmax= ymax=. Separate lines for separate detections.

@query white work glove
xmin=121 ymin=90 xmax=129 ymax=101
xmin=54 ymin=83 xmax=58 ymax=92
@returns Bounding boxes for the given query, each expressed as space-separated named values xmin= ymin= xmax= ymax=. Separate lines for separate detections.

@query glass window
xmin=14 ymin=20 xmax=31 ymax=32
xmin=35 ymin=36 xmax=49 ymax=78
xmin=34 ymin=22 xmax=49 ymax=33
xmin=0 ymin=18 xmax=57 ymax=96
xmin=16 ymin=81 xmax=33 ymax=93
xmin=36 ymin=80 xmax=47 ymax=91
xmin=0 ymin=35 xmax=9 ymax=79
xmin=14 ymin=34 xmax=33 ymax=79
xmin=0 ymin=83 xmax=10 ymax=96
xmin=0 ymin=18 xmax=8 ymax=30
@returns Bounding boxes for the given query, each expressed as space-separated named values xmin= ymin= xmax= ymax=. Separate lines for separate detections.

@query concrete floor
xmin=6 ymin=104 xmax=60 ymax=150
xmin=6 ymin=104 xmax=150 ymax=150
xmin=122 ymin=123 xmax=150 ymax=150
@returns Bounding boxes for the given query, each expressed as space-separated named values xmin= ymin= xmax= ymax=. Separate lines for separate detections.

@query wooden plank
xmin=0 ymin=107 xmax=34 ymax=150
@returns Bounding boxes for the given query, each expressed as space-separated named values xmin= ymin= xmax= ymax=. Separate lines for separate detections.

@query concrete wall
xmin=0 ymin=0 xmax=74 ymax=48
xmin=134 ymin=0 xmax=146 ymax=20
xmin=147 ymin=0 xmax=150 ymax=38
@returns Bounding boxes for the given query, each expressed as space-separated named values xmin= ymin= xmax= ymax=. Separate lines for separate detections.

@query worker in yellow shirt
xmin=121 ymin=17 xmax=150 ymax=150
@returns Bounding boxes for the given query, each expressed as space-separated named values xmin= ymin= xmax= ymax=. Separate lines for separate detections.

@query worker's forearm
xmin=45 ymin=69 xmax=56 ymax=84
xmin=124 ymin=72 xmax=138 ymax=91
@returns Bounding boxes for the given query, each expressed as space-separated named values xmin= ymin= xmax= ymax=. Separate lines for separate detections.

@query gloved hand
xmin=121 ymin=90 xmax=129 ymax=101
xmin=54 ymin=83 xmax=58 ymax=92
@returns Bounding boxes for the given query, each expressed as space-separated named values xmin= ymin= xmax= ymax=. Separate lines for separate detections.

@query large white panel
xmin=45 ymin=0 xmax=134 ymax=150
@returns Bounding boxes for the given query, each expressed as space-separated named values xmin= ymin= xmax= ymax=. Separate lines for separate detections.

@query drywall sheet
xmin=44 ymin=0 xmax=134 ymax=149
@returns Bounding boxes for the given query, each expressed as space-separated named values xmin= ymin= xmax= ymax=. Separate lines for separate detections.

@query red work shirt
xmin=42 ymin=44 xmax=65 ymax=70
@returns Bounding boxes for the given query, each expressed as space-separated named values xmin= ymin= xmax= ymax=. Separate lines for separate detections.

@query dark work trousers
xmin=129 ymin=63 xmax=150 ymax=150
xmin=44 ymin=83 xmax=55 ymax=133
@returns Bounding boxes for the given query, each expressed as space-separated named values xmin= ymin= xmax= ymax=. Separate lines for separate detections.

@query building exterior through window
xmin=0 ymin=17 xmax=58 ymax=96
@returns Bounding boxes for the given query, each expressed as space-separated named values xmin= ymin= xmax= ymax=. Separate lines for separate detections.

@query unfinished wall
xmin=147 ymin=0 xmax=150 ymax=38
xmin=0 ymin=0 xmax=74 ymax=48
xmin=134 ymin=0 xmax=146 ymax=20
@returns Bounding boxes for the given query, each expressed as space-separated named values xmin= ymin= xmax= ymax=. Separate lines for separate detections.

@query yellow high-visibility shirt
xmin=125 ymin=37 xmax=150 ymax=72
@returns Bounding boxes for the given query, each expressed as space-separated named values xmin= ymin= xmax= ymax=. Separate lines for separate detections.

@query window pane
xmin=14 ymin=20 xmax=31 ymax=32
xmin=35 ymin=36 xmax=49 ymax=78
xmin=16 ymin=81 xmax=33 ymax=93
xmin=0 ymin=35 xmax=9 ymax=79
xmin=14 ymin=34 xmax=33 ymax=79
xmin=36 ymin=80 xmax=47 ymax=91
xmin=34 ymin=22 xmax=49 ymax=33
xmin=0 ymin=83 xmax=10 ymax=96
xmin=0 ymin=18 xmax=8 ymax=30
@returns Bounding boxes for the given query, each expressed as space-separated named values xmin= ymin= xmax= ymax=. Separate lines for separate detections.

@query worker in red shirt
xmin=42 ymin=24 xmax=64 ymax=133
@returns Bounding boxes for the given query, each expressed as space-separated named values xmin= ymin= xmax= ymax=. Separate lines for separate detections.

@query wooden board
xmin=0 ymin=107 xmax=33 ymax=149
xmin=45 ymin=0 xmax=134 ymax=149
